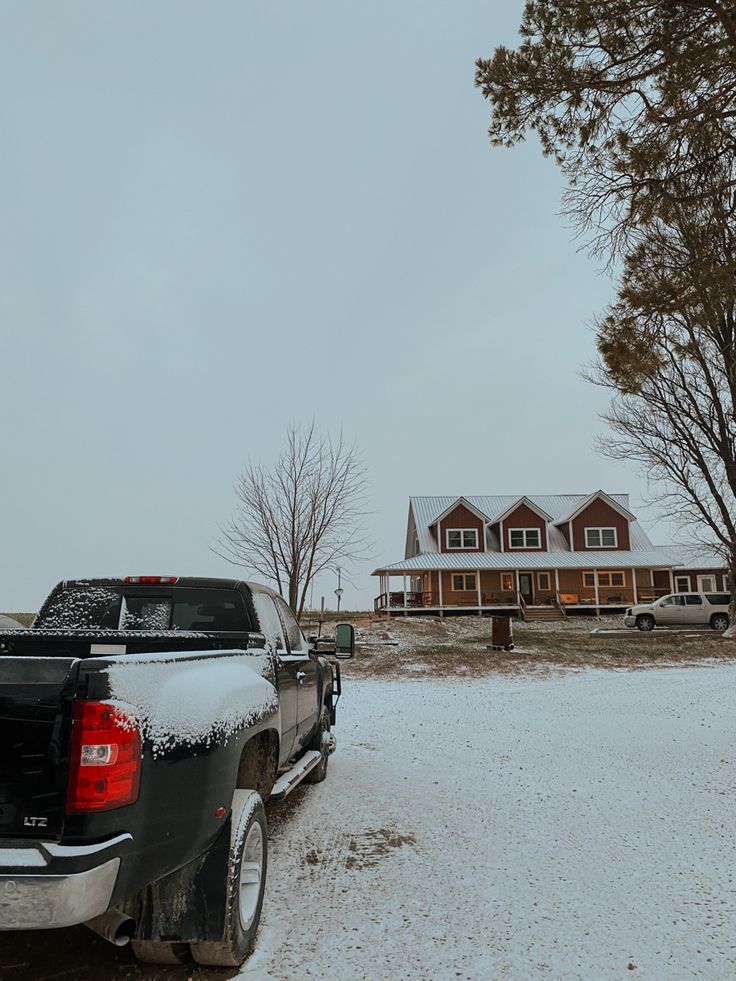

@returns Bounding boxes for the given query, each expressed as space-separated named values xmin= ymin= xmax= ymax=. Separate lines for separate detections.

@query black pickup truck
xmin=0 ymin=576 xmax=353 ymax=967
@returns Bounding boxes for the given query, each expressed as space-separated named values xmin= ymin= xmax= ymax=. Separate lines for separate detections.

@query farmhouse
xmin=372 ymin=492 xmax=728 ymax=618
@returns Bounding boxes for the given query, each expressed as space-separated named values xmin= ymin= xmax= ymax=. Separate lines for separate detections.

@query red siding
xmin=502 ymin=503 xmax=547 ymax=551
xmin=674 ymin=569 xmax=726 ymax=591
xmin=438 ymin=504 xmax=484 ymax=553
xmin=572 ymin=499 xmax=630 ymax=551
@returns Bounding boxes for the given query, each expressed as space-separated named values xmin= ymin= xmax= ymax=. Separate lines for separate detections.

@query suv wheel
xmin=711 ymin=613 xmax=730 ymax=631
xmin=636 ymin=614 xmax=655 ymax=632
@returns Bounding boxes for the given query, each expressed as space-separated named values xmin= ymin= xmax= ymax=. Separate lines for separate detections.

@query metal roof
xmin=655 ymin=544 xmax=726 ymax=570
xmin=408 ymin=493 xmax=655 ymax=557
xmin=373 ymin=549 xmax=674 ymax=574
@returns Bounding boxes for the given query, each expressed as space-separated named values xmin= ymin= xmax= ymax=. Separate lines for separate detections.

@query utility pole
xmin=334 ymin=567 xmax=344 ymax=613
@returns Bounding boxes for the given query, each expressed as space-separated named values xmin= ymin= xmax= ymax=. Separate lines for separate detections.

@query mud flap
xmin=128 ymin=791 xmax=261 ymax=944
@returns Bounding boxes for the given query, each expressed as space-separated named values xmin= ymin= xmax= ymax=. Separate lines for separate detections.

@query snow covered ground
xmin=249 ymin=666 xmax=736 ymax=981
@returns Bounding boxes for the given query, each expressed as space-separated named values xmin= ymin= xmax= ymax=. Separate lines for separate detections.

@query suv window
xmin=660 ymin=595 xmax=685 ymax=606
xmin=684 ymin=594 xmax=703 ymax=606
xmin=275 ymin=597 xmax=307 ymax=653
xmin=705 ymin=593 xmax=730 ymax=606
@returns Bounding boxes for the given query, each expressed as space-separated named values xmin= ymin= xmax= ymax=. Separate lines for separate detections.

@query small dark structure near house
xmin=490 ymin=615 xmax=513 ymax=651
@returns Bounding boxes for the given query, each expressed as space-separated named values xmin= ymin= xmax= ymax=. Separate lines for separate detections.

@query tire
xmin=636 ymin=614 xmax=655 ymax=632
xmin=305 ymin=706 xmax=331 ymax=784
xmin=190 ymin=791 xmax=267 ymax=968
xmin=711 ymin=613 xmax=730 ymax=631
xmin=131 ymin=941 xmax=189 ymax=964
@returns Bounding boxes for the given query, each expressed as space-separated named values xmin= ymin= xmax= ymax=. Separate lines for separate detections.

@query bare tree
xmin=589 ymin=177 xmax=736 ymax=629
xmin=216 ymin=424 xmax=369 ymax=620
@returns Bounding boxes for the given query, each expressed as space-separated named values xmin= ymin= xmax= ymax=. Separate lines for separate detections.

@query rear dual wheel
xmin=191 ymin=791 xmax=268 ymax=967
xmin=132 ymin=791 xmax=268 ymax=969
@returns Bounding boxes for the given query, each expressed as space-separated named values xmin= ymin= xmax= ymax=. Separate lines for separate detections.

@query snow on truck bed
xmin=251 ymin=666 xmax=736 ymax=981
xmin=107 ymin=651 xmax=277 ymax=756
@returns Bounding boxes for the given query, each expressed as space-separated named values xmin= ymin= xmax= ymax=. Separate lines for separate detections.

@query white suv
xmin=624 ymin=592 xmax=730 ymax=631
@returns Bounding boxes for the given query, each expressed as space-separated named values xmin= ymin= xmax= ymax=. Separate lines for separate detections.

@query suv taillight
xmin=66 ymin=700 xmax=142 ymax=813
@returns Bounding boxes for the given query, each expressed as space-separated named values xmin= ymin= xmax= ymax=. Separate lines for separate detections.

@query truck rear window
xmin=36 ymin=587 xmax=252 ymax=632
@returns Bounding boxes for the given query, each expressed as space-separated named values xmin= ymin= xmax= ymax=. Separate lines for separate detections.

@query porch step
xmin=523 ymin=606 xmax=565 ymax=622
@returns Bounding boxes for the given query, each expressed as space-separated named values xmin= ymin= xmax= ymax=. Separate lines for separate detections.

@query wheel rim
xmin=238 ymin=822 xmax=264 ymax=930
xmin=714 ymin=616 xmax=728 ymax=630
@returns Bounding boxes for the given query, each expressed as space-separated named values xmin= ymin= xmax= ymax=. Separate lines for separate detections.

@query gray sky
xmin=0 ymin=1 xmax=653 ymax=612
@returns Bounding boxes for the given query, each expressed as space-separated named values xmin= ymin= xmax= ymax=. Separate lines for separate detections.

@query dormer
xmin=491 ymin=497 xmax=552 ymax=553
xmin=431 ymin=498 xmax=489 ymax=553
xmin=555 ymin=491 xmax=635 ymax=552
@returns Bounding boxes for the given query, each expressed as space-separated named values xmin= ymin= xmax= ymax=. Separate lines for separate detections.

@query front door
xmin=519 ymin=574 xmax=534 ymax=604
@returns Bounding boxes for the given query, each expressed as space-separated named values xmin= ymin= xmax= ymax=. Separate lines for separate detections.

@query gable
xmin=437 ymin=502 xmax=485 ymax=553
xmin=571 ymin=498 xmax=630 ymax=550
xmin=498 ymin=502 xmax=547 ymax=551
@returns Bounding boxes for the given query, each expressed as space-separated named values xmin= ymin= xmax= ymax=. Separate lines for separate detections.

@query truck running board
xmin=270 ymin=751 xmax=322 ymax=801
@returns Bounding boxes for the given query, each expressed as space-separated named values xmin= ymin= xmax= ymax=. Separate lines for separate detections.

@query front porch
xmin=373 ymin=568 xmax=673 ymax=617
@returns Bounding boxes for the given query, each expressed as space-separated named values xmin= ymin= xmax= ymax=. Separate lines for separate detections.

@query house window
xmin=697 ymin=575 xmax=717 ymax=592
xmin=537 ymin=572 xmax=551 ymax=591
xmin=675 ymin=576 xmax=690 ymax=593
xmin=508 ymin=528 xmax=541 ymax=549
xmin=500 ymin=573 xmax=514 ymax=591
xmin=446 ymin=528 xmax=478 ymax=550
xmin=585 ymin=527 xmax=617 ymax=548
xmin=584 ymin=571 xmax=624 ymax=588
xmin=451 ymin=574 xmax=477 ymax=592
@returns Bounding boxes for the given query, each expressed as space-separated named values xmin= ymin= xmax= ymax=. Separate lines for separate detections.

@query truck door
xmin=256 ymin=595 xmax=298 ymax=765
xmin=274 ymin=597 xmax=319 ymax=750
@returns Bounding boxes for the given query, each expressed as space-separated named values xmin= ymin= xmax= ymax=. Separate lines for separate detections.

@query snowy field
xmin=251 ymin=667 xmax=736 ymax=981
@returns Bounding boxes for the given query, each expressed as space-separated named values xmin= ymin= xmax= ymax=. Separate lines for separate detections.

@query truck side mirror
xmin=334 ymin=623 xmax=355 ymax=659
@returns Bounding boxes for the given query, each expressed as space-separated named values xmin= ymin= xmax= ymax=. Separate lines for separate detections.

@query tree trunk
xmin=726 ymin=554 xmax=736 ymax=639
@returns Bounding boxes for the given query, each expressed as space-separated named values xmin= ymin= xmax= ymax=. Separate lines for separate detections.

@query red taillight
xmin=66 ymin=701 xmax=142 ymax=813
xmin=124 ymin=576 xmax=178 ymax=584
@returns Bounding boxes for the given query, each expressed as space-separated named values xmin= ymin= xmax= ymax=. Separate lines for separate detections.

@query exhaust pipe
xmin=85 ymin=909 xmax=135 ymax=946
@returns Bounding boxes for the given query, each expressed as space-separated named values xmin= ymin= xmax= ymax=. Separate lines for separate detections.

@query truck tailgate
xmin=0 ymin=657 xmax=79 ymax=840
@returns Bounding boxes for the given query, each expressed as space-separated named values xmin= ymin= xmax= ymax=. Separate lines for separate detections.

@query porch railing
xmin=373 ymin=591 xmax=425 ymax=612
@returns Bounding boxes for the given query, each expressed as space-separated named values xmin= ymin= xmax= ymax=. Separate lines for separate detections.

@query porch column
xmin=438 ymin=570 xmax=444 ymax=610
xmin=403 ymin=575 xmax=407 ymax=615
xmin=668 ymin=568 xmax=674 ymax=592
xmin=632 ymin=567 xmax=638 ymax=604
xmin=515 ymin=569 xmax=520 ymax=607
xmin=476 ymin=569 xmax=482 ymax=614
xmin=554 ymin=568 xmax=560 ymax=597
xmin=593 ymin=569 xmax=600 ymax=608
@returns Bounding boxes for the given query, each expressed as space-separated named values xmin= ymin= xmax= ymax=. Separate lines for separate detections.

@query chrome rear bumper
xmin=0 ymin=833 xmax=130 ymax=930
xmin=0 ymin=858 xmax=120 ymax=929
